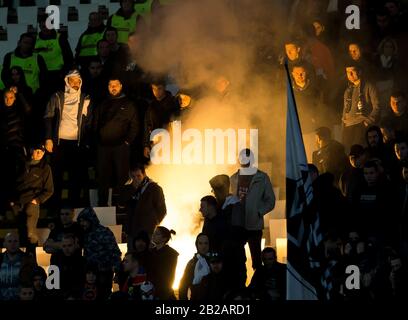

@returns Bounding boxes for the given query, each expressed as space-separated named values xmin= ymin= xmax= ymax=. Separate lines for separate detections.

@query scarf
xmin=192 ymin=254 xmax=211 ymax=285
xmin=64 ymin=70 xmax=82 ymax=106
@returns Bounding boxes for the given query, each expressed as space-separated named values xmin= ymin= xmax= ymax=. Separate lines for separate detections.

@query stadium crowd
xmin=1 ymin=0 xmax=408 ymax=301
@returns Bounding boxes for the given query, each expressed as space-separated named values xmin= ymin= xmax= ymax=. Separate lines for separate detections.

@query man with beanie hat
xmin=44 ymin=70 xmax=91 ymax=210
xmin=93 ymin=77 xmax=140 ymax=206
xmin=10 ymin=144 xmax=53 ymax=246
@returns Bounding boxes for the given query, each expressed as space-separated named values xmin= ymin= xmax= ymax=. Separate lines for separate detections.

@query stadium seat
xmin=17 ymin=6 xmax=38 ymax=24
xmin=6 ymin=24 xmax=28 ymax=47
xmin=0 ymin=7 xmax=7 ymax=25
xmin=77 ymin=3 xmax=98 ymax=21
xmin=106 ymin=1 xmax=119 ymax=16
xmin=269 ymin=218 xmax=287 ymax=251
xmin=108 ymin=224 xmax=122 ymax=244
xmin=74 ymin=206 xmax=117 ymax=226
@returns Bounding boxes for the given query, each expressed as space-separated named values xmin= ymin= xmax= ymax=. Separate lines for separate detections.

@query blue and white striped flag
xmin=285 ymin=62 xmax=323 ymax=300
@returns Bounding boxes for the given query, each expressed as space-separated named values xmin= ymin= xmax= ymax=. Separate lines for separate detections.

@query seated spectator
xmin=249 ymin=247 xmax=286 ymax=301
xmin=120 ymin=251 xmax=147 ymax=300
xmin=339 ymin=144 xmax=368 ymax=202
xmin=19 ymin=284 xmax=35 ymax=301
xmin=146 ymin=226 xmax=178 ymax=300
xmin=143 ymin=76 xmax=180 ymax=158
xmin=365 ymin=126 xmax=394 ymax=169
xmin=179 ymin=233 xmax=211 ymax=300
xmin=77 ymin=207 xmax=122 ymax=300
xmin=384 ymin=90 xmax=408 ymax=135
xmin=119 ymin=164 xmax=166 ymax=250
xmin=53 ymin=234 xmax=86 ymax=300
xmin=32 ymin=266 xmax=48 ymax=301
xmin=312 ymin=126 xmax=348 ymax=184
xmin=44 ymin=207 xmax=83 ymax=264
xmin=195 ymin=252 xmax=232 ymax=300
xmin=0 ymin=232 xmax=36 ymax=301
xmin=351 ymin=160 xmax=397 ymax=244
xmin=81 ymin=264 xmax=99 ymax=301
xmin=10 ymin=144 xmax=53 ymax=247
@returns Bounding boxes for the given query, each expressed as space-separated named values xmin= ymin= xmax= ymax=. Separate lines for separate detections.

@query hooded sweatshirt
xmin=77 ymin=207 xmax=121 ymax=272
xmin=59 ymin=70 xmax=85 ymax=140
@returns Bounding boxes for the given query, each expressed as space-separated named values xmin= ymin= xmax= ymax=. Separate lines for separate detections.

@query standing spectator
xmin=1 ymin=33 xmax=47 ymax=94
xmin=81 ymin=58 xmax=108 ymax=107
xmin=119 ymin=164 xmax=166 ymax=249
xmin=52 ymin=234 xmax=86 ymax=300
xmin=0 ymin=233 xmax=36 ymax=301
xmin=146 ymin=226 xmax=178 ymax=300
xmin=365 ymin=126 xmax=394 ymax=169
xmin=248 ymin=247 xmax=286 ymax=301
xmin=339 ymin=144 xmax=368 ymax=202
xmin=179 ymin=233 xmax=211 ymax=300
xmin=11 ymin=144 xmax=53 ymax=246
xmin=3 ymin=66 xmax=33 ymax=110
xmin=398 ymin=163 xmax=408 ymax=259
xmin=43 ymin=207 xmax=83 ymax=264
xmin=342 ymin=62 xmax=381 ymax=149
xmin=143 ymin=76 xmax=180 ymax=158
xmin=230 ymin=148 xmax=275 ymax=270
xmin=0 ymin=88 xmax=29 ymax=216
xmin=94 ymin=78 xmax=140 ymax=206
xmin=312 ymin=126 xmax=348 ymax=183
xmin=77 ymin=207 xmax=122 ymax=299
xmin=384 ymin=90 xmax=408 ymax=135
xmin=35 ymin=15 xmax=74 ymax=95
xmin=107 ymin=0 xmax=138 ymax=44
xmin=352 ymin=160 xmax=397 ymax=244
xmin=75 ymin=12 xmax=106 ymax=69
xmin=44 ymin=70 xmax=91 ymax=210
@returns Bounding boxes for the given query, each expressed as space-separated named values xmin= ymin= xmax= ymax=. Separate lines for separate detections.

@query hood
xmin=77 ymin=207 xmax=100 ymax=228
xmin=64 ymin=70 xmax=82 ymax=92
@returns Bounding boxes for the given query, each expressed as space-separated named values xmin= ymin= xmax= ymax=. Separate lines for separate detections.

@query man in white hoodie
xmin=44 ymin=70 xmax=91 ymax=210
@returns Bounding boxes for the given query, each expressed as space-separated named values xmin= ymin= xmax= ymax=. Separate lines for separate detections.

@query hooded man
xmin=44 ymin=70 xmax=91 ymax=210
xmin=77 ymin=207 xmax=122 ymax=299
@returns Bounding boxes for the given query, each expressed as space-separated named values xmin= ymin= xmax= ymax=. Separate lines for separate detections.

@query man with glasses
xmin=43 ymin=207 xmax=83 ymax=264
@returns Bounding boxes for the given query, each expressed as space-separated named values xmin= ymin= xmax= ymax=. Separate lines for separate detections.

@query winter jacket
xmin=0 ymin=100 xmax=26 ymax=149
xmin=195 ymin=271 xmax=232 ymax=300
xmin=144 ymin=91 xmax=180 ymax=146
xmin=146 ymin=245 xmax=179 ymax=300
xmin=179 ymin=254 xmax=209 ymax=300
xmin=342 ymin=80 xmax=380 ymax=127
xmin=230 ymin=170 xmax=275 ymax=231
xmin=94 ymin=94 xmax=140 ymax=146
xmin=53 ymin=253 xmax=86 ymax=299
xmin=14 ymin=158 xmax=53 ymax=206
xmin=249 ymin=262 xmax=286 ymax=300
xmin=0 ymin=250 xmax=36 ymax=300
xmin=77 ymin=207 xmax=122 ymax=272
xmin=120 ymin=178 xmax=166 ymax=236
xmin=44 ymin=80 xmax=91 ymax=146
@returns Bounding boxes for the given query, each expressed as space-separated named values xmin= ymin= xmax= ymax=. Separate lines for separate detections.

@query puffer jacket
xmin=77 ymin=207 xmax=122 ymax=272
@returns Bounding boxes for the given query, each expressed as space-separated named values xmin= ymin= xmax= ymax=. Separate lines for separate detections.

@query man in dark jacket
xmin=249 ymin=247 xmax=286 ymax=301
xmin=119 ymin=163 xmax=166 ymax=250
xmin=0 ymin=232 xmax=36 ymax=300
xmin=312 ymin=126 xmax=348 ymax=184
xmin=11 ymin=144 xmax=53 ymax=245
xmin=143 ymin=77 xmax=180 ymax=158
xmin=77 ymin=207 xmax=122 ymax=299
xmin=44 ymin=70 xmax=91 ymax=210
xmin=0 ymin=88 xmax=29 ymax=216
xmin=94 ymin=78 xmax=140 ymax=206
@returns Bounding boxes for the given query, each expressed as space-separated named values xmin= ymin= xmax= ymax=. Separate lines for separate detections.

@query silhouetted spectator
xmin=179 ymin=233 xmax=210 ymax=300
xmin=146 ymin=226 xmax=178 ymax=300
xmin=249 ymin=247 xmax=286 ymax=300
